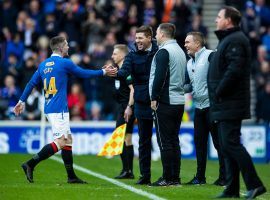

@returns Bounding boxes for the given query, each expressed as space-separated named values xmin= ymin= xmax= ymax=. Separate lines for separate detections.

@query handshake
xmin=102 ymin=64 xmax=118 ymax=77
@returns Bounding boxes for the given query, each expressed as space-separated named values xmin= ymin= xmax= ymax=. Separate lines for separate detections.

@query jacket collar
xmin=159 ymin=39 xmax=177 ymax=48
xmin=132 ymin=40 xmax=158 ymax=54
xmin=214 ymin=27 xmax=241 ymax=41
xmin=189 ymin=46 xmax=206 ymax=61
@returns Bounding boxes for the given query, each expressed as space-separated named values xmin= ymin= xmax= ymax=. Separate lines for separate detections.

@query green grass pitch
xmin=0 ymin=154 xmax=269 ymax=200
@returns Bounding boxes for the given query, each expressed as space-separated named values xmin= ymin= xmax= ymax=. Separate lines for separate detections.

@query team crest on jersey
xmin=45 ymin=61 xmax=55 ymax=66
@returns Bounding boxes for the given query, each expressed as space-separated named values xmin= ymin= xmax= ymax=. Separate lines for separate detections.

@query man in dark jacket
xmin=116 ymin=25 xmax=159 ymax=185
xmin=208 ymin=6 xmax=266 ymax=199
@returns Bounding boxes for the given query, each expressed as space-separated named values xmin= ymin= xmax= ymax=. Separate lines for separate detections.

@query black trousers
xmin=116 ymin=103 xmax=135 ymax=133
xmin=137 ymin=118 xmax=153 ymax=178
xmin=194 ymin=108 xmax=225 ymax=180
xmin=153 ymin=102 xmax=184 ymax=181
xmin=217 ymin=120 xmax=263 ymax=192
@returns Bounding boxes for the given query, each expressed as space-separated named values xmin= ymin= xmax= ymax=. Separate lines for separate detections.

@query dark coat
xmin=117 ymin=41 xmax=158 ymax=119
xmin=207 ymin=27 xmax=251 ymax=122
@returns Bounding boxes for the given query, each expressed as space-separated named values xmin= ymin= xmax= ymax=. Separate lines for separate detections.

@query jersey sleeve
xmin=126 ymin=75 xmax=133 ymax=85
xmin=65 ymin=59 xmax=103 ymax=78
xmin=20 ymin=70 xmax=41 ymax=102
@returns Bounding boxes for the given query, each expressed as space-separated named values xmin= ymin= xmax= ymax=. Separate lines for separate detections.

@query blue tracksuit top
xmin=20 ymin=54 xmax=103 ymax=114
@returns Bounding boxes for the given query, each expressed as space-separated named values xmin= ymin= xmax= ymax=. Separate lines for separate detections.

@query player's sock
xmin=126 ymin=145 xmax=134 ymax=172
xmin=27 ymin=142 xmax=59 ymax=169
xmin=120 ymin=143 xmax=128 ymax=172
xmin=61 ymin=146 xmax=76 ymax=179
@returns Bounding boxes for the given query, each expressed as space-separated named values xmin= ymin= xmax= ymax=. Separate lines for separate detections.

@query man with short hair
xmin=208 ymin=6 xmax=266 ymax=199
xmin=184 ymin=32 xmax=225 ymax=186
xmin=13 ymin=36 xmax=116 ymax=184
xmin=149 ymin=23 xmax=186 ymax=186
xmin=111 ymin=44 xmax=135 ymax=179
xmin=116 ymin=25 xmax=159 ymax=185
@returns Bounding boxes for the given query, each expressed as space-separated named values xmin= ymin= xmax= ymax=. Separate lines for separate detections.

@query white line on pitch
xmin=50 ymin=156 xmax=167 ymax=200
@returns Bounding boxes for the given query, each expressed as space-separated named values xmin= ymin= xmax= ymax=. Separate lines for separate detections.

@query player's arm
xmin=13 ymin=70 xmax=41 ymax=116
xmin=67 ymin=60 xmax=116 ymax=78
xmin=117 ymin=52 xmax=132 ymax=80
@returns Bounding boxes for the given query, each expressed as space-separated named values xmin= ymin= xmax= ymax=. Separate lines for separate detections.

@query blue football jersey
xmin=20 ymin=54 xmax=103 ymax=114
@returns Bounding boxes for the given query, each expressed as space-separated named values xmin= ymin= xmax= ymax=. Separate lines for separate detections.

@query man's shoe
xmin=115 ymin=171 xmax=135 ymax=179
xmin=213 ymin=178 xmax=226 ymax=186
xmin=67 ymin=177 xmax=87 ymax=184
xmin=149 ymin=177 xmax=174 ymax=187
xmin=171 ymin=178 xmax=181 ymax=186
xmin=245 ymin=186 xmax=266 ymax=199
xmin=215 ymin=192 xmax=240 ymax=198
xmin=186 ymin=176 xmax=206 ymax=185
xmin=21 ymin=163 xmax=34 ymax=183
xmin=136 ymin=176 xmax=151 ymax=185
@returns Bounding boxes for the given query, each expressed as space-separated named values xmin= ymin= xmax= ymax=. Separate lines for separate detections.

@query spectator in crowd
xmin=62 ymin=0 xmax=84 ymax=46
xmin=172 ymin=0 xmax=192 ymax=48
xmin=111 ymin=44 xmax=135 ymax=179
xmin=21 ymin=56 xmax=37 ymax=89
xmin=254 ymin=50 xmax=270 ymax=122
xmin=257 ymin=79 xmax=270 ymax=123
xmin=242 ymin=1 xmax=262 ymax=59
xmin=262 ymin=26 xmax=270 ymax=55
xmin=3 ymin=53 xmax=21 ymax=79
xmin=185 ymin=14 xmax=208 ymax=41
xmin=143 ymin=0 xmax=157 ymax=27
xmin=27 ymin=0 xmax=44 ymax=34
xmin=22 ymin=88 xmax=42 ymax=120
xmin=207 ymin=6 xmax=266 ymax=199
xmin=0 ymin=0 xmax=18 ymax=33
xmin=68 ymin=82 xmax=87 ymax=120
xmin=149 ymin=23 xmax=186 ymax=186
xmin=44 ymin=13 xmax=58 ymax=38
xmin=87 ymin=101 xmax=102 ymax=121
xmin=116 ymin=25 xmax=158 ymax=185
xmin=254 ymin=0 xmax=270 ymax=27
xmin=0 ymin=75 xmax=21 ymax=120
xmin=184 ymin=32 xmax=225 ymax=186
xmin=255 ymin=60 xmax=270 ymax=122
xmin=4 ymin=31 xmax=24 ymax=67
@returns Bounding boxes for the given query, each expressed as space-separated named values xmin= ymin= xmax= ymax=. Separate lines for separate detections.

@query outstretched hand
xmin=103 ymin=65 xmax=118 ymax=77
xmin=13 ymin=101 xmax=25 ymax=116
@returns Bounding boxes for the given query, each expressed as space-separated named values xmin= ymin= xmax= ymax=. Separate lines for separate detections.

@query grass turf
xmin=0 ymin=154 xmax=269 ymax=200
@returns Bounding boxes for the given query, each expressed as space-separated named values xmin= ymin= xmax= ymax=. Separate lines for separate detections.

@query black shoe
xmin=213 ymin=178 xmax=226 ymax=186
xmin=245 ymin=186 xmax=266 ymax=199
xmin=215 ymin=192 xmax=240 ymax=198
xmin=149 ymin=177 xmax=174 ymax=187
xmin=115 ymin=171 xmax=135 ymax=179
xmin=172 ymin=178 xmax=181 ymax=186
xmin=136 ymin=176 xmax=151 ymax=185
xmin=186 ymin=176 xmax=206 ymax=185
xmin=21 ymin=163 xmax=34 ymax=183
xmin=67 ymin=177 xmax=87 ymax=184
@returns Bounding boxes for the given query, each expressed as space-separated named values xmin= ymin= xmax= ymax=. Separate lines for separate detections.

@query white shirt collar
xmin=146 ymin=44 xmax=152 ymax=52
xmin=51 ymin=53 xmax=62 ymax=57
